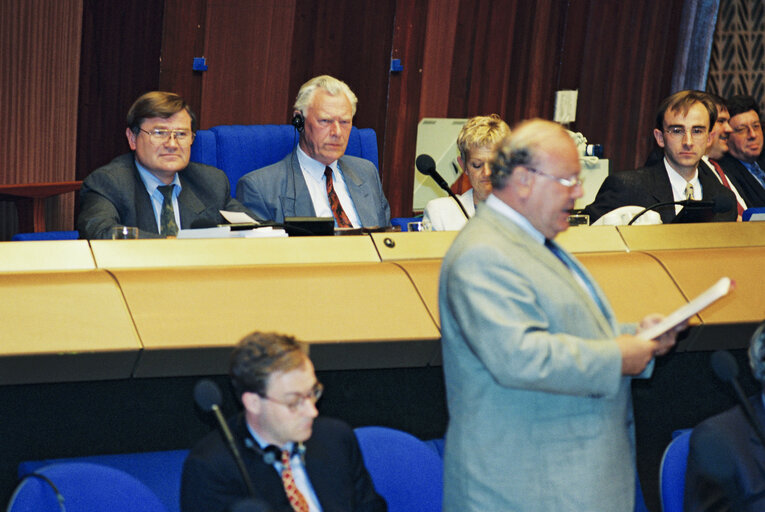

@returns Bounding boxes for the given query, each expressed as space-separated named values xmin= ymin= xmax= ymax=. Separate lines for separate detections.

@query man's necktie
xmin=281 ymin=449 xmax=309 ymax=512
xmin=750 ymin=161 xmax=765 ymax=190
xmin=545 ymin=239 xmax=607 ymax=318
xmin=324 ymin=167 xmax=352 ymax=228
xmin=684 ymin=182 xmax=694 ymax=200
xmin=157 ymin=185 xmax=179 ymax=236
xmin=710 ymin=160 xmax=745 ymax=216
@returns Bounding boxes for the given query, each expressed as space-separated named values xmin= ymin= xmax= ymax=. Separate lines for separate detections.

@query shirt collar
xmin=296 ymin=145 xmax=338 ymax=182
xmin=663 ymin=157 xmax=700 ymax=199
xmin=134 ymin=157 xmax=182 ymax=196
xmin=485 ymin=194 xmax=545 ymax=245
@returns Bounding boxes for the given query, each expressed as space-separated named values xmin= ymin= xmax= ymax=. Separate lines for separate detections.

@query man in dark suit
xmin=584 ymin=90 xmax=736 ymax=224
xmin=236 ymin=75 xmax=390 ymax=228
xmin=181 ymin=331 xmax=386 ymax=512
xmin=717 ymin=95 xmax=765 ymax=208
xmin=78 ymin=91 xmax=254 ymax=239
xmin=684 ymin=321 xmax=765 ymax=512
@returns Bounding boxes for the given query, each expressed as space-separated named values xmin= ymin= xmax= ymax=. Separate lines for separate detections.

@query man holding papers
xmin=439 ymin=119 xmax=684 ymax=512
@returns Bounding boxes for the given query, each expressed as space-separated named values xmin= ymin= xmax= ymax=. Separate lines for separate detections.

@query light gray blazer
xmin=439 ymin=202 xmax=643 ymax=512
xmin=236 ymin=151 xmax=390 ymax=227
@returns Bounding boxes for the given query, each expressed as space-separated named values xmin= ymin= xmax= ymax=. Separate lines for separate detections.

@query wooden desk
xmin=0 ymin=181 xmax=82 ymax=232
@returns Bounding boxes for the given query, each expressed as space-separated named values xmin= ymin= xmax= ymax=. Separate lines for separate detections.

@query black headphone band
xmin=244 ymin=437 xmax=305 ymax=465
xmin=291 ymin=112 xmax=304 ymax=132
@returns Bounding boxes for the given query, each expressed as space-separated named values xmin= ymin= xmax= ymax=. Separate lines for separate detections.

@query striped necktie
xmin=325 ymin=167 xmax=352 ymax=228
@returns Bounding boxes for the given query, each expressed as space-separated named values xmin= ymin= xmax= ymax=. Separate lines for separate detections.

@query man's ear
xmin=126 ymin=127 xmax=138 ymax=150
xmin=241 ymin=392 xmax=262 ymax=415
xmin=653 ymin=128 xmax=666 ymax=148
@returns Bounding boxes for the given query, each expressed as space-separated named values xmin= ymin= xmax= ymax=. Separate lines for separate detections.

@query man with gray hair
xmin=439 ymin=118 xmax=681 ymax=511
xmin=684 ymin=322 xmax=765 ymax=511
xmin=237 ymin=75 xmax=390 ymax=228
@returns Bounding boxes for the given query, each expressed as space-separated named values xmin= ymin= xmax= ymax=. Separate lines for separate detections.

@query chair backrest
xmin=354 ymin=426 xmax=443 ymax=512
xmin=11 ymin=231 xmax=79 ymax=241
xmin=659 ymin=428 xmax=693 ymax=512
xmin=18 ymin=449 xmax=189 ymax=512
xmin=7 ymin=462 xmax=168 ymax=512
xmin=189 ymin=125 xmax=379 ymax=197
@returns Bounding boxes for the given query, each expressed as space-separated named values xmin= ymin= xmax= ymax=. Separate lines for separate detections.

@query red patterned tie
xmin=324 ymin=167 xmax=352 ymax=228
xmin=710 ymin=159 xmax=745 ymax=216
xmin=281 ymin=449 xmax=309 ymax=512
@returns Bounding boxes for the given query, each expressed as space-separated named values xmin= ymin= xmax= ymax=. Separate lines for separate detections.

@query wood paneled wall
xmin=0 ymin=0 xmax=83 ymax=239
xmin=3 ymin=0 xmax=687 ymax=238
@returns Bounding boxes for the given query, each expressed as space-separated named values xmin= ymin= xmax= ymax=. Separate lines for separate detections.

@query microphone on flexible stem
xmin=194 ymin=379 xmax=258 ymax=498
xmin=628 ymin=195 xmax=734 ymax=225
xmin=710 ymin=350 xmax=765 ymax=447
xmin=416 ymin=154 xmax=470 ymax=220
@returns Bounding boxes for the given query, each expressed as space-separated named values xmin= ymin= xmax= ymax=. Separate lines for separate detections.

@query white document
xmin=220 ymin=210 xmax=258 ymax=224
xmin=638 ymin=277 xmax=733 ymax=340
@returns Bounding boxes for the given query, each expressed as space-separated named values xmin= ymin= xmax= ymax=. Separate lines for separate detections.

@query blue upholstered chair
xmin=659 ymin=428 xmax=693 ymax=512
xmin=7 ymin=462 xmax=167 ymax=512
xmin=189 ymin=124 xmax=379 ymax=197
xmin=17 ymin=450 xmax=189 ymax=512
xmin=11 ymin=231 xmax=79 ymax=241
xmin=354 ymin=426 xmax=442 ymax=512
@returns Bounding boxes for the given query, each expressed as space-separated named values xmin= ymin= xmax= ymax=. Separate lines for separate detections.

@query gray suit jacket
xmin=78 ymin=153 xmax=252 ymax=239
xmin=236 ymin=151 xmax=390 ymax=227
xmin=439 ymin=203 xmax=642 ymax=512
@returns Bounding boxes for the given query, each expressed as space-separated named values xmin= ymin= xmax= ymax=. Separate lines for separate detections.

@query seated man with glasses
xmin=181 ymin=331 xmax=386 ymax=512
xmin=77 ymin=91 xmax=254 ymax=239
xmin=584 ymin=90 xmax=736 ymax=224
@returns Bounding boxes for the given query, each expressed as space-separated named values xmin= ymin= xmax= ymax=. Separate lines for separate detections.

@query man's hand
xmin=615 ymin=335 xmax=660 ymax=375
xmin=638 ymin=313 xmax=686 ymax=356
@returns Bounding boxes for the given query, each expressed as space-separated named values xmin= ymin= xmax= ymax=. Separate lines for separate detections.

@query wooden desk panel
xmin=90 ymin=236 xmax=381 ymax=269
xmin=577 ymin=252 xmax=688 ymax=325
xmin=0 ymin=240 xmax=94 ymax=272
xmin=557 ymin=225 xmax=627 ymax=253
xmin=0 ymin=271 xmax=140 ymax=384
xmin=371 ymin=231 xmax=457 ymax=260
xmin=617 ymin=222 xmax=765 ymax=251
xmin=113 ymin=262 xmax=440 ymax=377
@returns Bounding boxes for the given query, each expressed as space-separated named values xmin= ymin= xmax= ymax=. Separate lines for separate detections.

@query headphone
xmin=244 ymin=437 xmax=306 ymax=465
xmin=291 ymin=112 xmax=304 ymax=132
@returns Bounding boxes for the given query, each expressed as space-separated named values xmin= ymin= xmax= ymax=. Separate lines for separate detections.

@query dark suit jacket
xmin=717 ymin=154 xmax=765 ymax=208
xmin=77 ymin=153 xmax=253 ymax=239
xmin=236 ymin=151 xmax=391 ymax=227
xmin=684 ymin=395 xmax=765 ymax=512
xmin=583 ymin=161 xmax=737 ymax=224
xmin=180 ymin=415 xmax=386 ymax=512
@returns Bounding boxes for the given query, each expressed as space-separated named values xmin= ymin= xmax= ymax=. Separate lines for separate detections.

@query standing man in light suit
xmin=439 ymin=119 xmax=682 ymax=511
xmin=237 ymin=75 xmax=390 ymax=228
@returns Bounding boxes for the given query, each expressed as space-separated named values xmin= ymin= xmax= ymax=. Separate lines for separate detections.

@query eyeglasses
xmin=139 ymin=128 xmax=194 ymax=145
xmin=261 ymin=382 xmax=323 ymax=413
xmin=663 ymin=127 xmax=708 ymax=140
xmin=525 ymin=167 xmax=584 ymax=188
xmin=731 ymin=123 xmax=762 ymax=135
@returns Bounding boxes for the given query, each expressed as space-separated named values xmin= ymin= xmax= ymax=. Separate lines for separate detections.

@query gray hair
xmin=490 ymin=118 xmax=568 ymax=190
xmin=748 ymin=321 xmax=765 ymax=384
xmin=293 ymin=75 xmax=358 ymax=116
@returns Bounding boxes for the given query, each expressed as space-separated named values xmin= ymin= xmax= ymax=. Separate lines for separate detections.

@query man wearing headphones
xmin=236 ymin=75 xmax=390 ymax=228
xmin=684 ymin=323 xmax=765 ymax=512
xmin=180 ymin=331 xmax=386 ymax=512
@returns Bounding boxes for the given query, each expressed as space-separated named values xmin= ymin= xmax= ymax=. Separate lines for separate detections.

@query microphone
xmin=710 ymin=350 xmax=765 ymax=447
xmin=193 ymin=379 xmax=257 ymax=498
xmin=628 ymin=195 xmax=734 ymax=225
xmin=416 ymin=154 xmax=470 ymax=219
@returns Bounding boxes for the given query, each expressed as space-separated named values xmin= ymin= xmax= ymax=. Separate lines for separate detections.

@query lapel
xmin=130 ymin=163 xmax=161 ymax=234
xmin=177 ymin=172 xmax=209 ymax=229
xmin=339 ymin=156 xmax=372 ymax=224
xmin=646 ymin=162 xmax=674 ymax=204
xmin=483 ymin=206 xmax=616 ymax=336
xmin=282 ymin=150 xmax=317 ymax=217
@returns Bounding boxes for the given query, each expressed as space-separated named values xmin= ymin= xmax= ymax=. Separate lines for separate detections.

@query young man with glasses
xmin=584 ymin=90 xmax=737 ymax=224
xmin=181 ymin=331 xmax=386 ymax=512
xmin=77 ymin=91 xmax=254 ymax=238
